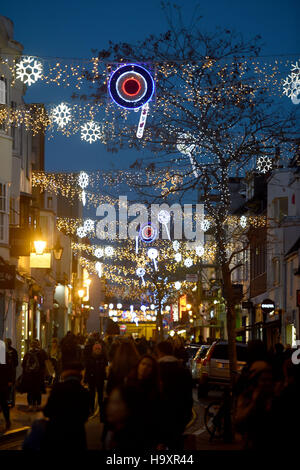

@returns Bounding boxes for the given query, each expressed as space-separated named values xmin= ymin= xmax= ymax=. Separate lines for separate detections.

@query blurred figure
xmin=5 ymin=338 xmax=18 ymax=407
xmin=23 ymin=362 xmax=90 ymax=451
xmin=60 ymin=331 xmax=82 ymax=367
xmin=84 ymin=342 xmax=108 ymax=419
xmin=173 ymin=335 xmax=189 ymax=365
xmin=22 ymin=339 xmax=47 ymax=411
xmin=0 ymin=344 xmax=14 ymax=431
xmin=48 ymin=338 xmax=61 ymax=384
xmin=156 ymin=341 xmax=193 ymax=449
xmin=106 ymin=340 xmax=140 ymax=396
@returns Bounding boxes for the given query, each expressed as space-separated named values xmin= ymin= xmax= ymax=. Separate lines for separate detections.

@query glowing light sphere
xmin=147 ymin=248 xmax=158 ymax=260
xmin=139 ymin=223 xmax=158 ymax=243
xmin=105 ymin=246 xmax=114 ymax=257
xmin=51 ymin=102 xmax=72 ymax=128
xmin=240 ymin=215 xmax=247 ymax=229
xmin=81 ymin=120 xmax=102 ymax=144
xmin=136 ymin=267 xmax=146 ymax=277
xmin=256 ymin=156 xmax=273 ymax=174
xmin=173 ymin=240 xmax=180 ymax=251
xmin=83 ymin=219 xmax=94 ymax=232
xmin=175 ymin=281 xmax=182 ymax=290
xmin=184 ymin=258 xmax=193 ymax=268
xmin=108 ymin=64 xmax=155 ymax=110
xmin=94 ymin=247 xmax=104 ymax=258
xmin=76 ymin=226 xmax=87 ymax=238
xmin=195 ymin=245 xmax=205 ymax=257
xmin=109 ymin=303 xmax=114 ymax=309
xmin=150 ymin=304 xmax=155 ymax=310
xmin=201 ymin=219 xmax=210 ymax=232
xmin=117 ymin=303 xmax=122 ymax=309
xmin=78 ymin=172 xmax=89 ymax=189
xmin=16 ymin=56 xmax=43 ymax=86
xmin=174 ymin=253 xmax=182 ymax=263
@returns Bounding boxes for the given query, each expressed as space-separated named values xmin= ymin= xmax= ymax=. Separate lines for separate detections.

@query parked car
xmin=196 ymin=340 xmax=247 ymax=397
xmin=190 ymin=345 xmax=210 ymax=381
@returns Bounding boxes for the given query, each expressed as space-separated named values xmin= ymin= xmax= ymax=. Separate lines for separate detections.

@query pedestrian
xmin=156 ymin=341 xmax=193 ymax=450
xmin=23 ymin=361 xmax=90 ymax=451
xmin=106 ymin=340 xmax=140 ymax=396
xmin=0 ymin=345 xmax=14 ymax=432
xmin=22 ymin=339 xmax=47 ymax=411
xmin=84 ymin=342 xmax=108 ymax=419
xmin=5 ymin=338 xmax=18 ymax=407
xmin=48 ymin=337 xmax=61 ymax=384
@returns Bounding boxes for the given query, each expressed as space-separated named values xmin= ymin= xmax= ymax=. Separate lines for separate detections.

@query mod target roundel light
xmin=109 ymin=64 xmax=155 ymax=109
xmin=139 ymin=223 xmax=158 ymax=243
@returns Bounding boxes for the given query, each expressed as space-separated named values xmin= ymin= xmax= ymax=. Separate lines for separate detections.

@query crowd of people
xmin=0 ymin=332 xmax=299 ymax=451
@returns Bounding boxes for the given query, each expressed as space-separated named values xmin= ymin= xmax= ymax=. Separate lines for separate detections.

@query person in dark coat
xmin=22 ymin=339 xmax=47 ymax=411
xmin=84 ymin=342 xmax=108 ymax=418
xmin=5 ymin=338 xmax=18 ymax=407
xmin=156 ymin=341 xmax=193 ymax=450
xmin=0 ymin=349 xmax=14 ymax=431
xmin=22 ymin=361 xmax=90 ymax=451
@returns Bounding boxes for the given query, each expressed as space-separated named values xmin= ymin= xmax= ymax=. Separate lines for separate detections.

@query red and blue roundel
xmin=139 ymin=223 xmax=158 ymax=243
xmin=108 ymin=64 xmax=154 ymax=110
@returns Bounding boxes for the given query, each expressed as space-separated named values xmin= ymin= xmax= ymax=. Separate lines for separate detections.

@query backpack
xmin=25 ymin=351 xmax=40 ymax=373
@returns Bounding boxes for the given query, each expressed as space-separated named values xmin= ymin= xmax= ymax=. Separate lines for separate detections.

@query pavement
xmin=0 ymin=389 xmax=243 ymax=451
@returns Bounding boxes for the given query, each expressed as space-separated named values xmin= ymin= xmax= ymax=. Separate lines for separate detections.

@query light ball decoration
xmin=256 ymin=156 xmax=273 ymax=174
xmin=148 ymin=248 xmax=158 ymax=270
xmin=94 ymin=247 xmax=104 ymax=258
xmin=157 ymin=209 xmax=170 ymax=225
xmin=136 ymin=267 xmax=146 ymax=285
xmin=15 ymin=56 xmax=43 ymax=86
xmin=51 ymin=102 xmax=72 ymax=128
xmin=239 ymin=215 xmax=247 ymax=229
xmin=195 ymin=245 xmax=205 ymax=257
xmin=83 ymin=219 xmax=95 ymax=232
xmin=174 ymin=281 xmax=182 ymax=290
xmin=108 ymin=63 xmax=155 ymax=110
xmin=139 ymin=223 xmax=158 ymax=243
xmin=117 ymin=303 xmax=122 ymax=309
xmin=80 ymin=120 xmax=102 ymax=144
xmin=76 ymin=226 xmax=87 ymax=238
xmin=78 ymin=171 xmax=89 ymax=189
xmin=200 ymin=219 xmax=210 ymax=232
xmin=174 ymin=253 xmax=182 ymax=263
xmin=184 ymin=258 xmax=193 ymax=268
xmin=172 ymin=240 xmax=180 ymax=251
xmin=105 ymin=246 xmax=114 ymax=257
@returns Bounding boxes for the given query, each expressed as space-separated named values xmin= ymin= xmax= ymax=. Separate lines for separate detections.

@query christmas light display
xmin=239 ymin=215 xmax=247 ymax=229
xmin=51 ymin=102 xmax=72 ymax=128
xmin=139 ymin=223 xmax=158 ymax=243
xmin=15 ymin=56 xmax=43 ymax=86
xmin=184 ymin=258 xmax=193 ymax=268
xmin=256 ymin=156 xmax=273 ymax=173
xmin=83 ymin=219 xmax=95 ymax=232
xmin=283 ymin=61 xmax=300 ymax=105
xmin=173 ymin=240 xmax=180 ymax=251
xmin=76 ymin=226 xmax=87 ymax=238
xmin=94 ymin=247 xmax=104 ymax=258
xmin=80 ymin=120 xmax=102 ymax=143
xmin=148 ymin=248 xmax=158 ymax=270
xmin=136 ymin=267 xmax=146 ymax=286
xmin=195 ymin=245 xmax=204 ymax=257
xmin=157 ymin=209 xmax=171 ymax=240
xmin=105 ymin=246 xmax=114 ymax=257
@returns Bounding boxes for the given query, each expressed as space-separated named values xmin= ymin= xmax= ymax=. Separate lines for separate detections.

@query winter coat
xmin=84 ymin=354 xmax=107 ymax=387
xmin=21 ymin=348 xmax=48 ymax=393
xmin=0 ymin=352 xmax=14 ymax=391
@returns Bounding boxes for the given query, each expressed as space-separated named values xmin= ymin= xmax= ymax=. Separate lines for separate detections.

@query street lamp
xmin=53 ymin=238 xmax=63 ymax=260
xmin=186 ymin=303 xmax=192 ymax=310
xmin=78 ymin=289 xmax=84 ymax=299
xmin=34 ymin=239 xmax=46 ymax=255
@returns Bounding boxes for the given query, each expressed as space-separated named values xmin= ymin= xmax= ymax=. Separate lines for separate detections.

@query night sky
xmin=1 ymin=0 xmax=299 ymax=173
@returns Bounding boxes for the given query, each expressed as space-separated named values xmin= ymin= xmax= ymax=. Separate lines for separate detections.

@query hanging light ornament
xmin=239 ymin=215 xmax=247 ymax=229
xmin=200 ymin=219 xmax=210 ymax=232
xmin=83 ymin=219 xmax=95 ymax=232
xmin=174 ymin=281 xmax=182 ymax=290
xmin=105 ymin=246 xmax=114 ymax=257
xmin=283 ymin=61 xmax=300 ymax=105
xmin=174 ymin=253 xmax=182 ymax=263
xmin=148 ymin=248 xmax=158 ymax=270
xmin=195 ymin=245 xmax=205 ymax=257
xmin=80 ymin=120 xmax=102 ymax=143
xmin=173 ymin=240 xmax=180 ymax=252
xmin=108 ymin=63 xmax=154 ymax=138
xmin=76 ymin=226 xmax=87 ymax=238
xmin=94 ymin=247 xmax=104 ymax=258
xmin=78 ymin=171 xmax=89 ymax=207
xmin=157 ymin=210 xmax=171 ymax=240
xmin=15 ymin=56 xmax=43 ymax=86
xmin=51 ymin=102 xmax=72 ymax=128
xmin=136 ymin=267 xmax=146 ymax=286
xmin=256 ymin=156 xmax=273 ymax=174
xmin=184 ymin=258 xmax=193 ymax=268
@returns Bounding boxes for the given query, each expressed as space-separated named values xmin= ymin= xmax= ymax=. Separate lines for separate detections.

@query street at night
xmin=0 ymin=0 xmax=299 ymax=461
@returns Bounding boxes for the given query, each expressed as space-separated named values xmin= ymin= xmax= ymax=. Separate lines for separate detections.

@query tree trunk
xmin=221 ymin=263 xmax=237 ymax=387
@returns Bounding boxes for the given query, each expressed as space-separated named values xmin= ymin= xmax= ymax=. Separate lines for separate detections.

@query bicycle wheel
xmin=204 ymin=401 xmax=225 ymax=439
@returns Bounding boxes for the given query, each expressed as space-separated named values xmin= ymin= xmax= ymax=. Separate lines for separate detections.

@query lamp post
xmin=53 ymin=238 xmax=63 ymax=261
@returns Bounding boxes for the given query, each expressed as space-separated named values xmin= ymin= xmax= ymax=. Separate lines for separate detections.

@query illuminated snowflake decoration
xmin=80 ymin=121 xmax=102 ymax=144
xmin=240 ymin=215 xmax=247 ymax=229
xmin=105 ymin=246 xmax=114 ymax=257
xmin=195 ymin=245 xmax=205 ymax=257
xmin=184 ymin=258 xmax=193 ymax=268
xmin=51 ymin=103 xmax=72 ymax=128
xmin=283 ymin=61 xmax=300 ymax=105
xmin=78 ymin=171 xmax=89 ymax=189
xmin=94 ymin=247 xmax=104 ymax=258
xmin=174 ymin=281 xmax=182 ymax=290
xmin=174 ymin=253 xmax=182 ymax=263
xmin=256 ymin=156 xmax=273 ymax=174
xmin=16 ymin=56 xmax=43 ymax=86
xmin=76 ymin=226 xmax=87 ymax=238
xmin=83 ymin=219 xmax=94 ymax=232
xmin=95 ymin=262 xmax=102 ymax=277
xmin=200 ymin=219 xmax=210 ymax=232
xmin=177 ymin=132 xmax=199 ymax=177
xmin=173 ymin=240 xmax=180 ymax=251
xmin=136 ymin=267 xmax=145 ymax=277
